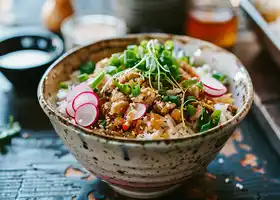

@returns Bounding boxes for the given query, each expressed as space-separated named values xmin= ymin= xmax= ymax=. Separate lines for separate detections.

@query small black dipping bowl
xmin=0 ymin=30 xmax=64 ymax=94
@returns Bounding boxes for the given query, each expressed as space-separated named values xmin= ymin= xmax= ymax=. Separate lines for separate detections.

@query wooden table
xmin=1 ymin=7 xmax=280 ymax=200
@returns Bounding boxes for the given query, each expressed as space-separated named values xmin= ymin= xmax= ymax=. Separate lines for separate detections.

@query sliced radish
xmin=201 ymin=76 xmax=227 ymax=91
xmin=125 ymin=103 xmax=147 ymax=121
xmin=74 ymin=103 xmax=99 ymax=127
xmin=204 ymin=86 xmax=227 ymax=97
xmin=72 ymin=91 xmax=99 ymax=111
xmin=66 ymin=101 xmax=75 ymax=118
xmin=66 ymin=83 xmax=93 ymax=102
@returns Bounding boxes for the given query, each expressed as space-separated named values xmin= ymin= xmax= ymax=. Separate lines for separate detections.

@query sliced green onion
xmin=200 ymin=110 xmax=221 ymax=132
xmin=132 ymin=83 xmax=141 ymax=97
xmin=212 ymin=72 xmax=226 ymax=82
xmin=140 ymin=40 xmax=148 ymax=48
xmin=91 ymin=71 xmax=105 ymax=89
xmin=164 ymin=40 xmax=174 ymax=51
xmin=120 ymin=84 xmax=131 ymax=95
xmin=108 ymin=54 xmax=121 ymax=67
xmin=106 ymin=66 xmax=118 ymax=75
xmin=169 ymin=96 xmax=179 ymax=106
xmin=124 ymin=50 xmax=138 ymax=67
xmin=80 ymin=61 xmax=95 ymax=74
xmin=186 ymin=105 xmax=196 ymax=116
xmin=59 ymin=82 xmax=68 ymax=89
xmin=162 ymin=96 xmax=179 ymax=106
xmin=78 ymin=73 xmax=89 ymax=82
xmin=196 ymin=81 xmax=204 ymax=90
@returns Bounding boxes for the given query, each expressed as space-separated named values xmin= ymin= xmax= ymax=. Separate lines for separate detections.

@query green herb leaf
xmin=196 ymin=81 xmax=204 ymax=90
xmin=78 ymin=74 xmax=89 ymax=82
xmin=181 ymin=79 xmax=198 ymax=89
xmin=170 ymin=64 xmax=181 ymax=81
xmin=80 ymin=61 xmax=95 ymax=74
xmin=59 ymin=82 xmax=68 ymax=89
xmin=159 ymin=50 xmax=173 ymax=66
xmin=187 ymin=96 xmax=196 ymax=100
xmin=117 ymin=65 xmax=126 ymax=73
xmin=186 ymin=104 xmax=196 ymax=116
xmin=198 ymin=108 xmax=210 ymax=129
xmin=108 ymin=54 xmax=121 ymax=67
xmin=105 ymin=66 xmax=118 ymax=75
xmin=124 ymin=50 xmax=138 ymax=67
xmin=164 ymin=40 xmax=174 ymax=51
xmin=132 ymin=83 xmax=141 ymax=97
xmin=212 ymin=72 xmax=226 ymax=82
xmin=140 ymin=40 xmax=148 ymax=48
xmin=91 ymin=71 xmax=105 ymax=89
xmin=200 ymin=110 xmax=221 ymax=132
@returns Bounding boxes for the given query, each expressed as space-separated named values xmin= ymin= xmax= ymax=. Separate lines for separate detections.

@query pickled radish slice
xmin=66 ymin=83 xmax=93 ymax=101
xmin=66 ymin=101 xmax=75 ymax=118
xmin=72 ymin=91 xmax=99 ymax=110
xmin=125 ymin=103 xmax=147 ymax=121
xmin=201 ymin=76 xmax=227 ymax=91
xmin=74 ymin=103 xmax=99 ymax=127
xmin=204 ymin=86 xmax=227 ymax=97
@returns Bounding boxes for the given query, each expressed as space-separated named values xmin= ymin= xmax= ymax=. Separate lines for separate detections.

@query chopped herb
xmin=212 ymin=72 xmax=227 ymax=82
xmin=80 ymin=61 xmax=95 ymax=74
xmin=124 ymin=50 xmax=138 ymax=67
xmin=140 ymin=40 xmax=148 ymax=48
xmin=159 ymin=50 xmax=173 ymax=66
xmin=186 ymin=105 xmax=196 ymax=116
xmin=117 ymin=65 xmax=126 ymax=73
xmin=113 ymin=80 xmax=131 ymax=95
xmin=198 ymin=108 xmax=210 ymax=129
xmin=200 ymin=110 xmax=221 ymax=132
xmin=91 ymin=71 xmax=105 ymax=89
xmin=164 ymin=40 xmax=174 ymax=51
xmin=196 ymin=81 xmax=204 ymax=90
xmin=106 ymin=66 xmax=118 ymax=75
xmin=108 ymin=53 xmax=121 ymax=67
xmin=132 ymin=83 xmax=141 ymax=97
xmin=170 ymin=64 xmax=181 ymax=81
xmin=181 ymin=79 xmax=198 ymax=89
xmin=78 ymin=74 xmax=89 ymax=82
xmin=59 ymin=82 xmax=68 ymax=89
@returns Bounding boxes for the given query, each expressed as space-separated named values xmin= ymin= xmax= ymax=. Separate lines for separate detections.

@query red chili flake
xmin=122 ymin=123 xmax=130 ymax=131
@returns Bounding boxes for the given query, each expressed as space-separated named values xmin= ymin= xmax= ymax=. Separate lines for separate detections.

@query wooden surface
xmin=1 ymin=4 xmax=280 ymax=200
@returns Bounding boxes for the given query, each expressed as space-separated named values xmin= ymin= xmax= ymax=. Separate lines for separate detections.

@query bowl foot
xmin=109 ymin=184 xmax=180 ymax=199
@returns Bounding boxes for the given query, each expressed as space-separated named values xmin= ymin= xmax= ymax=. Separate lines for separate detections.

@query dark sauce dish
xmin=0 ymin=30 xmax=64 ymax=94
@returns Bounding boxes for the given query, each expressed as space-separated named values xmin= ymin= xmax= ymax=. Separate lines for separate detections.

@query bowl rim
xmin=0 ymin=31 xmax=65 ymax=70
xmin=38 ymin=33 xmax=254 ymax=144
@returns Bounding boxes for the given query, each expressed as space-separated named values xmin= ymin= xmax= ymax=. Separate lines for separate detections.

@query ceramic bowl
xmin=37 ymin=34 xmax=253 ymax=199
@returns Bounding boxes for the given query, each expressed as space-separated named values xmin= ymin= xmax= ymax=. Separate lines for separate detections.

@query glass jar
xmin=186 ymin=0 xmax=238 ymax=48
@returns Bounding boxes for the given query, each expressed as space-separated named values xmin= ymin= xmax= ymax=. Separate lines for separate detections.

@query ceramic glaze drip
xmin=0 ymin=50 xmax=51 ymax=69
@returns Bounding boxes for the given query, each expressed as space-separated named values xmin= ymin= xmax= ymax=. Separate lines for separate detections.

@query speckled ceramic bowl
xmin=38 ymin=34 xmax=253 ymax=199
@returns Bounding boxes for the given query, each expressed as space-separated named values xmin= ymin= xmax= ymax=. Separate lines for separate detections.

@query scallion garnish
xmin=59 ymin=82 xmax=68 ymax=89
xmin=78 ymin=73 xmax=89 ymax=82
xmin=212 ymin=72 xmax=226 ymax=82
xmin=91 ymin=71 xmax=105 ymax=89
xmin=132 ymin=83 xmax=141 ymax=97
xmin=80 ymin=61 xmax=95 ymax=74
